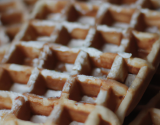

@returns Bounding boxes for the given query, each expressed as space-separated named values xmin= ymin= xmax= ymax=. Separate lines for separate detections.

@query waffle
xmin=0 ymin=0 xmax=159 ymax=125
xmin=129 ymin=91 xmax=160 ymax=125
xmin=0 ymin=0 xmax=31 ymax=45
xmin=122 ymin=72 xmax=160 ymax=124
xmin=30 ymin=0 xmax=160 ymax=33
xmin=0 ymin=42 xmax=155 ymax=124
xmin=13 ymin=19 xmax=160 ymax=68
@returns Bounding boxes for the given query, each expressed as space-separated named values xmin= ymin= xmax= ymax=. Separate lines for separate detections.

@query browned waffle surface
xmin=12 ymin=20 xmax=160 ymax=67
xmin=129 ymin=91 xmax=160 ymax=125
xmin=30 ymin=0 xmax=160 ymax=32
xmin=0 ymin=0 xmax=35 ymax=45
xmin=123 ymin=72 xmax=160 ymax=124
xmin=0 ymin=44 xmax=156 ymax=124
xmin=0 ymin=0 xmax=159 ymax=125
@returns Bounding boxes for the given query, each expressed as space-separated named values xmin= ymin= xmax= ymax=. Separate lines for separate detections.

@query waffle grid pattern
xmin=0 ymin=0 xmax=159 ymax=125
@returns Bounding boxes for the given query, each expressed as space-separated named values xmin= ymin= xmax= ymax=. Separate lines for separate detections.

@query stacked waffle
xmin=0 ymin=0 xmax=159 ymax=125
xmin=129 ymin=88 xmax=160 ymax=125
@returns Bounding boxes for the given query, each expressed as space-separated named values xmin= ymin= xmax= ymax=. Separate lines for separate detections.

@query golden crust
xmin=0 ymin=0 xmax=159 ymax=125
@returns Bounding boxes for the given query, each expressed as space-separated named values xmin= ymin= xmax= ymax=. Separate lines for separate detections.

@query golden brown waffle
xmin=129 ymin=91 xmax=160 ymax=125
xmin=122 ymin=72 xmax=160 ymax=124
xmin=13 ymin=19 xmax=160 ymax=67
xmin=30 ymin=0 xmax=160 ymax=33
xmin=0 ymin=0 xmax=31 ymax=45
xmin=0 ymin=42 xmax=156 ymax=124
xmin=0 ymin=0 xmax=159 ymax=125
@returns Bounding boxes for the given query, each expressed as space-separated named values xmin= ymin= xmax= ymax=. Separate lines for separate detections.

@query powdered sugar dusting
xmin=30 ymin=115 xmax=47 ymax=123
xmin=68 ymin=39 xmax=85 ymax=47
xmin=96 ymin=3 xmax=109 ymax=18
xmin=91 ymin=68 xmax=109 ymax=78
xmin=95 ymin=90 xmax=107 ymax=105
xmin=0 ymin=110 xmax=10 ymax=119
xmin=47 ymin=13 xmax=64 ymax=21
xmin=141 ymin=9 xmax=149 ymax=14
xmin=78 ymin=16 xmax=95 ymax=25
xmin=0 ymin=29 xmax=9 ymax=45
xmin=102 ymin=44 xmax=120 ymax=53
xmin=32 ymin=20 xmax=58 ymax=27
xmin=27 ymin=68 xmax=39 ymax=91
xmin=44 ymin=90 xmax=61 ymax=98
xmin=107 ymin=56 xmax=122 ymax=78
xmin=145 ymin=26 xmax=160 ymax=33
xmin=37 ymin=35 xmax=58 ymax=42
xmin=97 ymin=25 xmax=122 ymax=32
xmin=112 ymin=22 xmax=129 ymax=29
xmin=69 ymin=121 xmax=84 ymax=125
xmin=63 ymin=22 xmax=89 ymax=33
xmin=81 ymin=96 xmax=95 ymax=104
xmin=84 ymin=28 xmax=96 ymax=47
xmin=77 ymin=75 xmax=88 ymax=82
xmin=41 ymin=69 xmax=70 ymax=79
xmin=0 ymin=91 xmax=26 ymax=101
xmin=21 ymin=41 xmax=45 ymax=48
xmin=10 ymin=83 xmax=30 ymax=93
xmin=118 ymin=52 xmax=132 ymax=58
xmin=125 ymin=74 xmax=136 ymax=87
xmin=81 ymin=47 xmax=102 ymax=57
xmin=2 ymin=45 xmax=15 ymax=63
xmin=130 ymin=11 xmax=140 ymax=28
xmin=0 ymin=91 xmax=27 ymax=114
xmin=77 ymin=75 xmax=100 ymax=83
xmin=9 ymin=64 xmax=30 ymax=72
xmin=73 ymin=51 xmax=88 ymax=71
xmin=54 ymin=46 xmax=80 ymax=53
